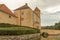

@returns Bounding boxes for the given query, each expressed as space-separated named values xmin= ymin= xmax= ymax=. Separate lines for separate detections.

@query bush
xmin=41 ymin=32 xmax=49 ymax=38
xmin=0 ymin=23 xmax=40 ymax=35
xmin=0 ymin=30 xmax=40 ymax=35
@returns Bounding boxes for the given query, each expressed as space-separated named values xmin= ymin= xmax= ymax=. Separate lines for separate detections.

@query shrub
xmin=41 ymin=32 xmax=49 ymax=38
xmin=0 ymin=23 xmax=40 ymax=35
xmin=0 ymin=30 xmax=40 ymax=35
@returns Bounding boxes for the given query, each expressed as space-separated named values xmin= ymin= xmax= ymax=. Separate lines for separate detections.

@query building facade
xmin=0 ymin=4 xmax=17 ymax=25
xmin=0 ymin=3 xmax=40 ymax=29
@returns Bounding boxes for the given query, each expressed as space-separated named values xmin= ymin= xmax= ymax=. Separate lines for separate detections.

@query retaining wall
xmin=0 ymin=33 xmax=40 ymax=40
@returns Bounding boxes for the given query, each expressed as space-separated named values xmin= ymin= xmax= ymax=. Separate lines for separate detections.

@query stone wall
xmin=0 ymin=33 xmax=40 ymax=40
xmin=0 ymin=11 xmax=17 ymax=25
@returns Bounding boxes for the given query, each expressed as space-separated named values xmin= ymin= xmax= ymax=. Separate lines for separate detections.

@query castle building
xmin=0 ymin=4 xmax=17 ymax=25
xmin=0 ymin=3 xmax=40 ymax=29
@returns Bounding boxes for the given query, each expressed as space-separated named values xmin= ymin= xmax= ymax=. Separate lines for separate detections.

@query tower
xmin=34 ymin=7 xmax=40 ymax=17
xmin=34 ymin=7 xmax=41 ymax=29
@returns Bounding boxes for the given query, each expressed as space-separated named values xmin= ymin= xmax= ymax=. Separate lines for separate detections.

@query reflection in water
xmin=41 ymin=35 xmax=59 ymax=40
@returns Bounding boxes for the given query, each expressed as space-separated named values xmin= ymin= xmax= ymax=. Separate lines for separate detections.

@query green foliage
xmin=0 ymin=23 xmax=40 ymax=35
xmin=0 ymin=30 xmax=40 ymax=35
xmin=0 ymin=23 xmax=20 ymax=27
xmin=42 ymin=21 xmax=60 ymax=30
xmin=42 ymin=32 xmax=49 ymax=38
xmin=54 ymin=22 xmax=60 ymax=30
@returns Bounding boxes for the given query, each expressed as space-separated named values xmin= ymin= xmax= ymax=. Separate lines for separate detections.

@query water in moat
xmin=41 ymin=35 xmax=60 ymax=40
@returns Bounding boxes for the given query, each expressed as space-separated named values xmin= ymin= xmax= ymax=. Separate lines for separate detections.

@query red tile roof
xmin=0 ymin=4 xmax=17 ymax=18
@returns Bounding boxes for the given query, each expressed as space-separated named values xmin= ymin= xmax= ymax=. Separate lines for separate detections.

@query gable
xmin=14 ymin=3 xmax=31 ymax=11
xmin=0 ymin=4 xmax=17 ymax=18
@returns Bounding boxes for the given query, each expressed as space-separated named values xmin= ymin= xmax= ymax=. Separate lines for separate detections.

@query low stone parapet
xmin=0 ymin=33 xmax=40 ymax=40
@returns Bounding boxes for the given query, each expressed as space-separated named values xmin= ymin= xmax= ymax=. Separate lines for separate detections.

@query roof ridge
xmin=14 ymin=3 xmax=30 ymax=10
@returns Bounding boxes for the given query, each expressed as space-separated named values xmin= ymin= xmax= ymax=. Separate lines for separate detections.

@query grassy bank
xmin=0 ymin=23 xmax=40 ymax=35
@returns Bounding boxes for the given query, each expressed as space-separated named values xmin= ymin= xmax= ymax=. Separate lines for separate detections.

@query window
xmin=35 ymin=21 xmax=39 ymax=24
xmin=37 ymin=26 xmax=39 ymax=29
xmin=9 ymin=15 xmax=11 ymax=18
xmin=22 ymin=12 xmax=24 ymax=15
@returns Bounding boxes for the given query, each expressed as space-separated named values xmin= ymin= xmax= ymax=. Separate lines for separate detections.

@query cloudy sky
xmin=0 ymin=0 xmax=60 ymax=26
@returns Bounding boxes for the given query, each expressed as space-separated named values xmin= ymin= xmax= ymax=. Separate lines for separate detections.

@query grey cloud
xmin=41 ymin=11 xmax=60 ymax=15
xmin=41 ymin=12 xmax=60 ymax=26
xmin=38 ymin=0 xmax=60 ymax=11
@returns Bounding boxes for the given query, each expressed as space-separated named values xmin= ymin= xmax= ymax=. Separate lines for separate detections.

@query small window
xmin=35 ymin=21 xmax=39 ymax=24
xmin=37 ymin=26 xmax=39 ymax=28
xmin=22 ymin=12 xmax=24 ymax=15
xmin=9 ymin=15 xmax=11 ymax=18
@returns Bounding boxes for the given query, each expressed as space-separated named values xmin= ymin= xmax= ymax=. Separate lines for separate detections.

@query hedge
xmin=41 ymin=32 xmax=49 ymax=38
xmin=0 ymin=30 xmax=40 ymax=35
xmin=0 ymin=23 xmax=40 ymax=35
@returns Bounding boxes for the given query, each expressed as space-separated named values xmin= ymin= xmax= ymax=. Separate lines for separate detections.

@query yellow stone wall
xmin=14 ymin=9 xmax=34 ymax=28
xmin=21 ymin=9 xmax=34 ymax=28
xmin=0 ymin=5 xmax=41 ymax=28
xmin=14 ymin=10 xmax=21 ymax=25
xmin=14 ymin=8 xmax=40 ymax=28
xmin=0 ymin=7 xmax=40 ymax=29
xmin=0 ymin=11 xmax=17 ymax=25
xmin=34 ymin=9 xmax=41 ymax=29
xmin=33 ymin=13 xmax=40 ymax=28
